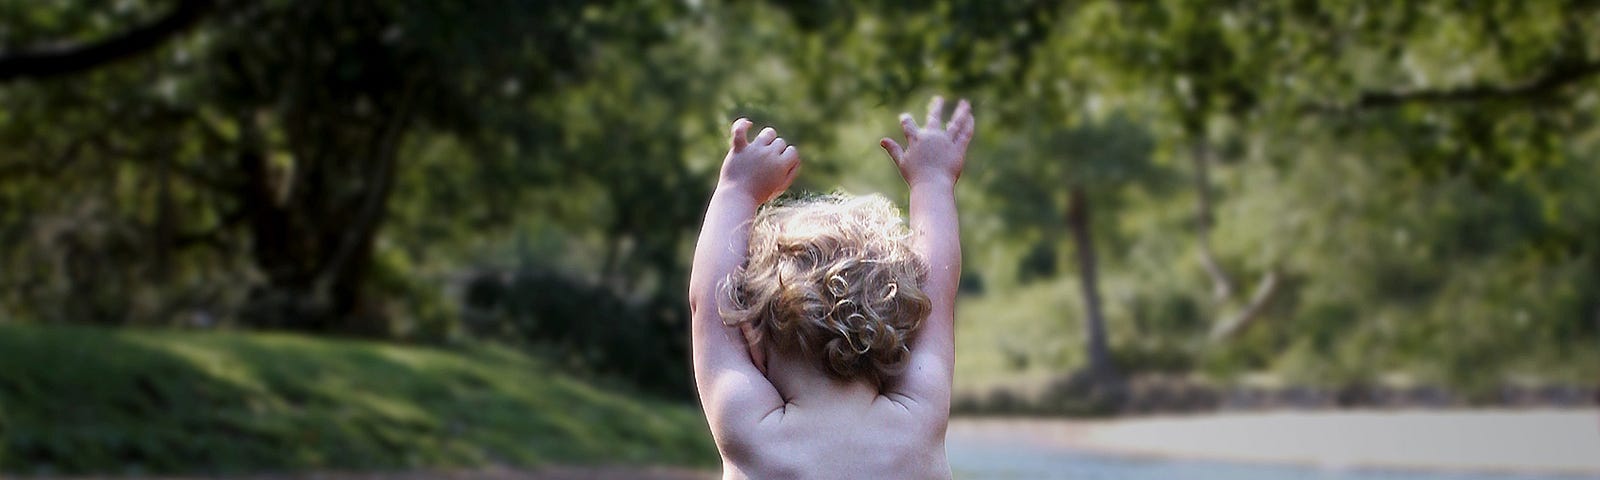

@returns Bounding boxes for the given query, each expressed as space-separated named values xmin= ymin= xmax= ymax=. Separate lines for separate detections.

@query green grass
xmin=0 ymin=325 xmax=716 ymax=476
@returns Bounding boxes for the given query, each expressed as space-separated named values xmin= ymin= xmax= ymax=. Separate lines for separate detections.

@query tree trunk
xmin=1191 ymin=139 xmax=1235 ymax=300
xmin=236 ymin=111 xmax=318 ymax=330
xmin=1067 ymin=186 xmax=1115 ymax=379
xmin=236 ymin=82 xmax=416 ymax=335
xmin=152 ymin=150 xmax=174 ymax=282
xmin=1210 ymin=269 xmax=1281 ymax=340
xmin=1189 ymin=138 xmax=1286 ymax=341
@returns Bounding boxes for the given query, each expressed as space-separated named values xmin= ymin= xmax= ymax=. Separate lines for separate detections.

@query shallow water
xmin=946 ymin=440 xmax=1600 ymax=480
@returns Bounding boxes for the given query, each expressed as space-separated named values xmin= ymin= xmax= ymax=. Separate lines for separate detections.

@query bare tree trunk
xmin=1068 ymin=186 xmax=1114 ymax=378
xmin=1188 ymin=138 xmax=1286 ymax=341
xmin=1210 ymin=269 xmax=1281 ymax=340
xmin=1191 ymin=140 xmax=1234 ymax=300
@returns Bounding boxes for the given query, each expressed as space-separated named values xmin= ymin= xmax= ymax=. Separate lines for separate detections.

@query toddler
xmin=688 ymin=96 xmax=973 ymax=479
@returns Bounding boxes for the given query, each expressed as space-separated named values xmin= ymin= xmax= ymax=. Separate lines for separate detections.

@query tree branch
xmin=1210 ymin=269 xmax=1281 ymax=342
xmin=1321 ymin=59 xmax=1600 ymax=112
xmin=0 ymin=0 xmax=216 ymax=82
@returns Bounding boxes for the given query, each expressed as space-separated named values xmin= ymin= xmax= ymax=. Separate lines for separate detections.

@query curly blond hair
xmin=721 ymin=193 xmax=932 ymax=387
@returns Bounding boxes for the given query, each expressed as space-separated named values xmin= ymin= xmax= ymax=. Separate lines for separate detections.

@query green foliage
xmin=0 ymin=325 xmax=715 ymax=475
xmin=1 ymin=0 xmax=1597 ymax=426
xmin=461 ymin=268 xmax=691 ymax=399
xmin=0 ymin=0 xmax=708 ymax=331
xmin=902 ymin=0 xmax=1600 ymax=395
xmin=974 ymin=112 xmax=1168 ymax=255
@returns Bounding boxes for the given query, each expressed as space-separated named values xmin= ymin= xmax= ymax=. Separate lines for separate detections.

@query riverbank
xmin=948 ymin=408 xmax=1600 ymax=475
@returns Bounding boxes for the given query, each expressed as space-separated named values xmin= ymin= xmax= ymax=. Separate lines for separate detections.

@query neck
xmin=764 ymin=344 xmax=882 ymax=404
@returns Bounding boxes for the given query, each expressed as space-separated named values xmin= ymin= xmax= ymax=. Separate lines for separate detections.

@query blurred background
xmin=1 ymin=0 xmax=1597 ymax=477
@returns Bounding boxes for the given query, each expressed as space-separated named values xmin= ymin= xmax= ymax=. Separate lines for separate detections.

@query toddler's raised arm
xmin=688 ymin=119 xmax=799 ymax=437
xmin=880 ymin=97 xmax=974 ymax=410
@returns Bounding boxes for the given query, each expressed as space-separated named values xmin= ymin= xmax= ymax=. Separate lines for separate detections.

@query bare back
xmin=713 ymin=356 xmax=952 ymax=480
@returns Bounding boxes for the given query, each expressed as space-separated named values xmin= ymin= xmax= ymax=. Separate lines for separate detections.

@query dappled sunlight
xmin=0 ymin=325 xmax=716 ymax=474
xmin=2 ymin=0 xmax=1597 ymax=477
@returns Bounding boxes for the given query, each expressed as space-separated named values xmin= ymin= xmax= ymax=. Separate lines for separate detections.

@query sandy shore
xmin=948 ymin=408 xmax=1600 ymax=475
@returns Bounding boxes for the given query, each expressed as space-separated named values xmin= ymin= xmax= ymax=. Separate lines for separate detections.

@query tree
xmin=4 ymin=0 xmax=1595 ymax=396
xmin=980 ymin=112 xmax=1162 ymax=380
xmin=0 ymin=0 xmax=688 ymax=332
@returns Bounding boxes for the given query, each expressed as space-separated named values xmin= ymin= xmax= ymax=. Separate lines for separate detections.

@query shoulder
xmin=707 ymin=394 xmax=785 ymax=445
xmin=881 ymin=341 xmax=956 ymax=416
xmin=874 ymin=393 xmax=951 ymax=438
xmin=714 ymin=413 xmax=809 ymax=479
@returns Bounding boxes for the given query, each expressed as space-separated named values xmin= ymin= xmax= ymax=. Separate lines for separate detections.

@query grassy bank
xmin=0 ymin=325 xmax=716 ymax=476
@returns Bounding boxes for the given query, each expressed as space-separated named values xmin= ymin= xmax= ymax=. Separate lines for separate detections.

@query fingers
xmin=780 ymin=145 xmax=799 ymax=165
xmin=730 ymin=118 xmax=752 ymax=151
xmin=926 ymin=96 xmax=945 ymax=129
xmin=899 ymin=113 xmax=919 ymax=140
xmin=880 ymin=137 xmax=904 ymax=165
xmin=777 ymin=143 xmax=799 ymax=178
xmin=948 ymin=99 xmax=974 ymax=146
xmin=780 ymin=149 xmax=801 ymax=185
xmin=780 ymin=164 xmax=801 ymax=194
xmin=771 ymin=137 xmax=788 ymax=153
xmin=770 ymin=146 xmax=801 ymax=203
xmin=755 ymin=127 xmax=778 ymax=146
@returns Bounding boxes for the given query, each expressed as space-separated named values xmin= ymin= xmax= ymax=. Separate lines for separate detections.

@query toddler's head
xmin=722 ymin=193 xmax=932 ymax=387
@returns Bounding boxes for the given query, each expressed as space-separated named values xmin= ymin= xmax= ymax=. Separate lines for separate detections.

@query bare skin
xmin=688 ymin=97 xmax=974 ymax=479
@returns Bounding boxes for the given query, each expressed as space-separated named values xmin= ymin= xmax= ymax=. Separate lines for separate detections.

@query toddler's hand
xmin=719 ymin=118 xmax=801 ymax=203
xmin=881 ymin=96 xmax=973 ymax=188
